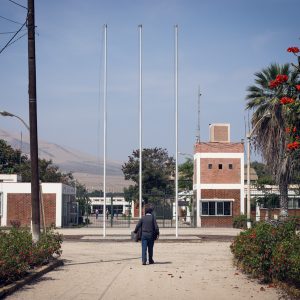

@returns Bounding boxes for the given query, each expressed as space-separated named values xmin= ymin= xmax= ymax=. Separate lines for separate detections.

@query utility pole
xmin=28 ymin=0 xmax=40 ymax=242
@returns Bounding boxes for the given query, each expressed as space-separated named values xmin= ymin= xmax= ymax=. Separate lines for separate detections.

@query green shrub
xmin=0 ymin=228 xmax=63 ymax=284
xmin=230 ymin=220 xmax=300 ymax=285
xmin=233 ymin=214 xmax=247 ymax=229
xmin=0 ymin=228 xmax=33 ymax=282
xmin=272 ymin=235 xmax=300 ymax=284
xmin=33 ymin=229 xmax=63 ymax=265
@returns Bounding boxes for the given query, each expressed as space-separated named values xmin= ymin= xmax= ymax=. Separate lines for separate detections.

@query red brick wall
xmin=200 ymin=158 xmax=241 ymax=184
xmin=254 ymin=208 xmax=300 ymax=220
xmin=201 ymin=216 xmax=233 ymax=227
xmin=41 ymin=194 xmax=56 ymax=227
xmin=200 ymin=189 xmax=241 ymax=227
xmin=195 ymin=142 xmax=244 ymax=153
xmin=7 ymin=193 xmax=56 ymax=227
xmin=133 ymin=202 xmax=145 ymax=218
xmin=210 ymin=125 xmax=229 ymax=142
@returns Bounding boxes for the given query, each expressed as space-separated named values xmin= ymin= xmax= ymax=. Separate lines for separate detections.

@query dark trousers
xmin=141 ymin=235 xmax=154 ymax=263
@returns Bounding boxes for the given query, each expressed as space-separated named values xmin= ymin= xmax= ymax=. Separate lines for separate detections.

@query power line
xmin=0 ymin=19 xmax=27 ymax=54
xmin=0 ymin=14 xmax=23 ymax=25
xmin=5 ymin=31 xmax=27 ymax=48
xmin=8 ymin=0 xmax=28 ymax=10
xmin=0 ymin=28 xmax=26 ymax=34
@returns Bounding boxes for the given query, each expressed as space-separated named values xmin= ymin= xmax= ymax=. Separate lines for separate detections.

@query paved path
xmin=6 ymin=240 xmax=281 ymax=300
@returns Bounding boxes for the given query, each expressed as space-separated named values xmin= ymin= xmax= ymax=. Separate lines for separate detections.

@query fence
xmin=74 ymin=198 xmax=195 ymax=228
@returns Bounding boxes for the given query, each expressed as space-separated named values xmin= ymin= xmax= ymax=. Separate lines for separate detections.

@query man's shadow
xmin=150 ymin=261 xmax=172 ymax=265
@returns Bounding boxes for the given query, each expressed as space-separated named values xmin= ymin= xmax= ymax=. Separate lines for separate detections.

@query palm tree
xmin=246 ymin=63 xmax=299 ymax=218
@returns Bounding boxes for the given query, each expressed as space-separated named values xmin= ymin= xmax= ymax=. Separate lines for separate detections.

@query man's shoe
xmin=149 ymin=260 xmax=154 ymax=264
xmin=142 ymin=262 xmax=146 ymax=265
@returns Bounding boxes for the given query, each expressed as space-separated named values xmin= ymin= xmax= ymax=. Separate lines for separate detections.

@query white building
xmin=89 ymin=196 xmax=131 ymax=216
xmin=0 ymin=174 xmax=77 ymax=228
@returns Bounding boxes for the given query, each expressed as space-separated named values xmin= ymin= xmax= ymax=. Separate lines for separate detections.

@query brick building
xmin=0 ymin=174 xmax=77 ymax=228
xmin=193 ymin=124 xmax=244 ymax=227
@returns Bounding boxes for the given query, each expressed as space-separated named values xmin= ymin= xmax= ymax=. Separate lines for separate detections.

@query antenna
xmin=196 ymin=86 xmax=201 ymax=143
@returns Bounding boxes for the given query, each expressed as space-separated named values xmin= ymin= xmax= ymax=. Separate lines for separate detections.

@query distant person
xmin=134 ymin=205 xmax=159 ymax=265
xmin=95 ymin=209 xmax=99 ymax=219
xmin=106 ymin=209 xmax=109 ymax=220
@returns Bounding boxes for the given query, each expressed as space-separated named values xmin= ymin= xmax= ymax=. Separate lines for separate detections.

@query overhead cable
xmin=0 ymin=28 xmax=26 ymax=34
xmin=0 ymin=14 xmax=23 ymax=25
xmin=5 ymin=31 xmax=27 ymax=48
xmin=8 ymin=0 xmax=28 ymax=10
xmin=0 ymin=19 xmax=27 ymax=54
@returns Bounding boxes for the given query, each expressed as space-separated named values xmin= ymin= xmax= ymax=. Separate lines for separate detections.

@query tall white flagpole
xmin=175 ymin=25 xmax=179 ymax=238
xmin=139 ymin=25 xmax=143 ymax=219
xmin=103 ymin=24 xmax=107 ymax=237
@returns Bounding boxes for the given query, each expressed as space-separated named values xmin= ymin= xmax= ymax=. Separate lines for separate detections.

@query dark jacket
xmin=134 ymin=213 xmax=159 ymax=240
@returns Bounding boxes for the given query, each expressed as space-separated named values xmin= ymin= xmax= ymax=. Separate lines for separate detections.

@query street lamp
xmin=0 ymin=109 xmax=41 ymax=241
xmin=0 ymin=110 xmax=30 ymax=131
xmin=246 ymin=112 xmax=271 ymax=229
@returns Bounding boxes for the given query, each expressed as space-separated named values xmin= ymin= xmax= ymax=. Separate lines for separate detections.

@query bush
xmin=0 ymin=228 xmax=63 ymax=284
xmin=233 ymin=214 xmax=247 ymax=229
xmin=0 ymin=228 xmax=33 ymax=283
xmin=230 ymin=220 xmax=300 ymax=286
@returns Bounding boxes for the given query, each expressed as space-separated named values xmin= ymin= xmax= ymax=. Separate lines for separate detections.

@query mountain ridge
xmin=0 ymin=129 xmax=130 ymax=191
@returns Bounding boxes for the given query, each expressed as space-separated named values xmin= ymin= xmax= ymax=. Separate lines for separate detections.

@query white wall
xmin=0 ymin=182 xmax=75 ymax=227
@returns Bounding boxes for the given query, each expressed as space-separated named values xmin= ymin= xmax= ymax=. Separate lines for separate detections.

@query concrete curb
xmin=62 ymin=234 xmax=236 ymax=243
xmin=0 ymin=259 xmax=64 ymax=299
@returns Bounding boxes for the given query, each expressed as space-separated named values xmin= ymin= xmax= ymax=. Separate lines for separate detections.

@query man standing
xmin=134 ymin=205 xmax=159 ymax=265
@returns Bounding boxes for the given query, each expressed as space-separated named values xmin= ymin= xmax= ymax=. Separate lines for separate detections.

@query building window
xmin=0 ymin=192 xmax=2 ymax=216
xmin=208 ymin=164 xmax=212 ymax=169
xmin=228 ymin=164 xmax=233 ymax=169
xmin=288 ymin=198 xmax=300 ymax=209
xmin=209 ymin=202 xmax=216 ymax=215
xmin=218 ymin=164 xmax=222 ymax=169
xmin=201 ymin=201 xmax=232 ymax=216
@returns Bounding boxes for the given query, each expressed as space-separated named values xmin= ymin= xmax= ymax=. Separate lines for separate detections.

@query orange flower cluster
xmin=285 ymin=127 xmax=297 ymax=133
xmin=269 ymin=74 xmax=289 ymax=89
xmin=280 ymin=97 xmax=295 ymax=105
xmin=287 ymin=47 xmax=300 ymax=53
xmin=287 ymin=141 xmax=300 ymax=150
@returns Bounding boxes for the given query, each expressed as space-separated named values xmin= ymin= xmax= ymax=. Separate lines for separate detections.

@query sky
xmin=0 ymin=0 xmax=299 ymax=164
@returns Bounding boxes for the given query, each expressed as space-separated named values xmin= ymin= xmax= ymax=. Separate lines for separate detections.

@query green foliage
xmin=87 ymin=189 xmax=103 ymax=197
xmin=251 ymin=161 xmax=275 ymax=185
xmin=75 ymin=182 xmax=90 ymax=217
xmin=255 ymin=193 xmax=280 ymax=209
xmin=178 ymin=158 xmax=193 ymax=191
xmin=124 ymin=185 xmax=136 ymax=203
xmin=122 ymin=148 xmax=175 ymax=203
xmin=0 ymin=139 xmax=27 ymax=174
xmin=230 ymin=221 xmax=300 ymax=286
xmin=233 ymin=214 xmax=248 ymax=229
xmin=0 ymin=227 xmax=63 ymax=284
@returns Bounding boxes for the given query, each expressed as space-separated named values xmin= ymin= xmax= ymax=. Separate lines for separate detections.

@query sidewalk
xmin=6 ymin=239 xmax=281 ymax=300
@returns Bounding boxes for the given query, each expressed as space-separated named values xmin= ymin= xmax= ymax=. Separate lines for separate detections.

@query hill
xmin=0 ymin=129 xmax=130 ymax=191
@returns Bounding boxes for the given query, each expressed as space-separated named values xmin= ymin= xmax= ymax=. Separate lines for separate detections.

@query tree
xmin=122 ymin=148 xmax=175 ymax=203
xmin=75 ymin=181 xmax=90 ymax=219
xmin=246 ymin=63 xmax=299 ymax=217
xmin=178 ymin=158 xmax=193 ymax=191
xmin=0 ymin=139 xmax=27 ymax=174
xmin=251 ymin=161 xmax=275 ymax=185
xmin=87 ymin=189 xmax=103 ymax=197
